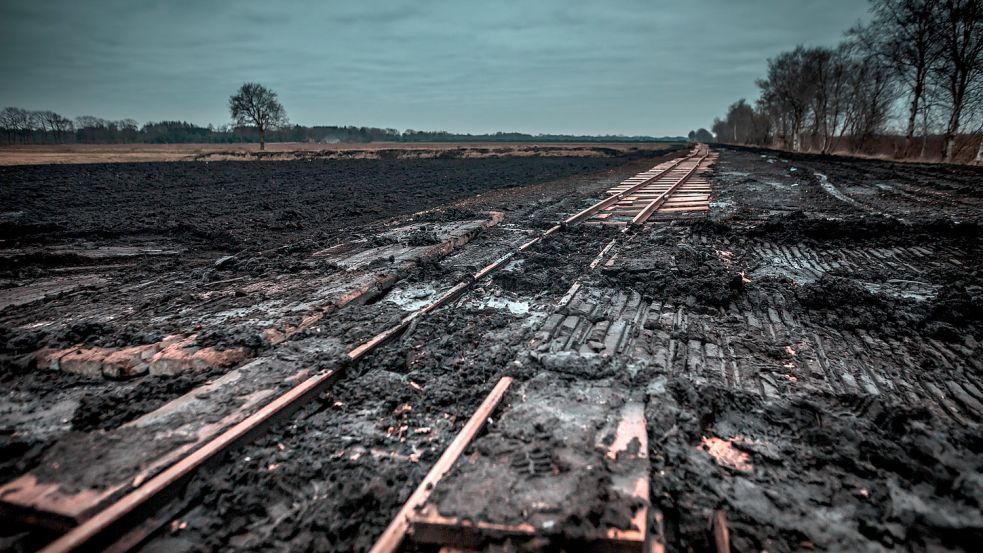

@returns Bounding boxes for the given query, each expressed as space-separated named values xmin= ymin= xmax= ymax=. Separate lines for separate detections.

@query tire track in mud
xmin=814 ymin=171 xmax=914 ymax=224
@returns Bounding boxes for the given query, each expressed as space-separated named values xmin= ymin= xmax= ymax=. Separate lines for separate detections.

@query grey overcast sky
xmin=0 ymin=0 xmax=872 ymax=136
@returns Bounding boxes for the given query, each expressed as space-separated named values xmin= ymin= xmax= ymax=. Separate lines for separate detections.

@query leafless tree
xmin=0 ymin=107 xmax=33 ymax=143
xmin=52 ymin=113 xmax=74 ymax=140
xmin=952 ymin=73 xmax=983 ymax=161
xmin=688 ymin=128 xmax=714 ymax=143
xmin=805 ymin=46 xmax=852 ymax=154
xmin=854 ymin=0 xmax=944 ymax=155
xmin=966 ymin=80 xmax=983 ymax=162
xmin=842 ymin=54 xmax=897 ymax=153
xmin=75 ymin=115 xmax=105 ymax=129
xmin=934 ymin=0 xmax=983 ymax=161
xmin=229 ymin=82 xmax=288 ymax=150
xmin=0 ymin=107 xmax=15 ymax=143
xmin=728 ymin=100 xmax=755 ymax=143
xmin=708 ymin=0 xmax=982 ymax=162
xmin=757 ymin=47 xmax=818 ymax=151
xmin=710 ymin=118 xmax=728 ymax=144
xmin=34 ymin=110 xmax=68 ymax=142
xmin=711 ymin=99 xmax=772 ymax=146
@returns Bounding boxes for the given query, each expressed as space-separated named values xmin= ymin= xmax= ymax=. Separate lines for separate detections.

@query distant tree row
xmin=0 ymin=106 xmax=403 ymax=146
xmin=2 ymin=81 xmax=686 ymax=148
xmin=687 ymin=129 xmax=714 ymax=143
xmin=708 ymin=0 xmax=983 ymax=163
xmin=398 ymin=130 xmax=685 ymax=143
xmin=0 ymin=108 xmax=682 ymax=147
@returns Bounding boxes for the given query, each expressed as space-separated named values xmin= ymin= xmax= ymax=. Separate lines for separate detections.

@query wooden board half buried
xmin=408 ymin=392 xmax=653 ymax=552
xmin=0 ymin=215 xmax=504 ymax=531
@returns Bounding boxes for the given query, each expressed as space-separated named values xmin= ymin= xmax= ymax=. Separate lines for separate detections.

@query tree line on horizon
xmin=708 ymin=0 xmax=983 ymax=164
xmin=0 ymin=105 xmax=684 ymax=147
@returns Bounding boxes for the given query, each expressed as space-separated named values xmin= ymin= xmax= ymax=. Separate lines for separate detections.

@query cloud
xmin=0 ymin=0 xmax=871 ymax=135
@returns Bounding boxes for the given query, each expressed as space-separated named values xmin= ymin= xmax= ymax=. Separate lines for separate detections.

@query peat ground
xmin=1 ymin=146 xmax=981 ymax=552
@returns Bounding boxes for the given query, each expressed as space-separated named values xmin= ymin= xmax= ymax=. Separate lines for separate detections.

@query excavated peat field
xmin=2 ymin=145 xmax=982 ymax=553
xmin=0 ymin=154 xmax=654 ymax=438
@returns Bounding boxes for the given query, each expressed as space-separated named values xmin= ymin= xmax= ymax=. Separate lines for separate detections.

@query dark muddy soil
xmin=0 ymin=157 xmax=644 ymax=255
xmin=138 ymin=148 xmax=980 ymax=553
xmin=0 ymin=150 xmax=676 ymax=552
xmin=649 ymin=380 xmax=983 ymax=553
xmin=69 ymin=368 xmax=225 ymax=432
xmin=710 ymin=145 xmax=983 ymax=223
xmin=146 ymin=305 xmax=535 ymax=553
xmin=427 ymin=372 xmax=646 ymax=542
xmin=3 ymin=146 xmax=982 ymax=553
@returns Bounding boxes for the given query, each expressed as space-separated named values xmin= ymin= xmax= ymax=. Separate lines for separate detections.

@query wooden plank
xmin=660 ymin=202 xmax=710 ymax=208
xmin=3 ymin=215 xmax=510 ymax=531
xmin=565 ymin=155 xmax=689 ymax=225
xmin=604 ymin=401 xmax=649 ymax=548
xmin=2 ymin=359 xmax=295 ymax=527
xmin=406 ymin=396 xmax=649 ymax=552
xmin=38 ymin=361 xmax=341 ymax=553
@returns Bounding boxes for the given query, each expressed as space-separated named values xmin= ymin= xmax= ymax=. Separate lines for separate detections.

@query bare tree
xmin=229 ymin=82 xmax=288 ymax=150
xmin=710 ymin=119 xmax=724 ymax=142
xmin=0 ymin=107 xmax=16 ymax=144
xmin=757 ymin=47 xmax=818 ymax=151
xmin=854 ymin=0 xmax=944 ymax=156
xmin=728 ymin=100 xmax=755 ymax=143
xmin=935 ymin=0 xmax=983 ymax=161
xmin=691 ymin=128 xmax=714 ymax=143
xmin=806 ymin=46 xmax=852 ymax=154
xmin=967 ymin=80 xmax=983 ymax=162
xmin=0 ymin=107 xmax=32 ymax=144
xmin=710 ymin=99 xmax=769 ymax=146
xmin=842 ymin=53 xmax=896 ymax=153
xmin=756 ymin=94 xmax=787 ymax=147
xmin=52 ymin=113 xmax=74 ymax=141
xmin=34 ymin=111 xmax=68 ymax=142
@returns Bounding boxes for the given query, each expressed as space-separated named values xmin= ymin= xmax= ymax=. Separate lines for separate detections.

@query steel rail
xmin=39 ymin=147 xmax=705 ymax=553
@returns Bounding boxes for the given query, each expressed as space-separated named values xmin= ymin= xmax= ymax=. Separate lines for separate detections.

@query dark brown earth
xmin=1 ymin=145 xmax=982 ymax=553
xmin=0 ymin=154 xmax=657 ymax=444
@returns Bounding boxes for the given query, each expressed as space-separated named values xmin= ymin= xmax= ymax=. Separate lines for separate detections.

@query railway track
xmin=23 ymin=145 xmax=716 ymax=553
xmin=588 ymin=144 xmax=715 ymax=225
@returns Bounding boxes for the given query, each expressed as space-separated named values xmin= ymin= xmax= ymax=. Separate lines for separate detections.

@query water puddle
xmin=384 ymin=283 xmax=437 ymax=311
xmin=482 ymin=295 xmax=530 ymax=315
xmin=861 ymin=280 xmax=940 ymax=302
xmin=814 ymin=172 xmax=859 ymax=206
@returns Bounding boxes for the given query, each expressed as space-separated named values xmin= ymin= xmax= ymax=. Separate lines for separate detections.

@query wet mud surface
xmin=0 ymin=151 xmax=673 ymax=551
xmin=425 ymin=373 xmax=647 ymax=543
xmin=649 ymin=381 xmax=983 ymax=553
xmin=0 ymin=156 xmax=636 ymax=362
xmin=3 ymin=146 xmax=982 ymax=552
xmin=0 ymin=157 xmax=637 ymax=252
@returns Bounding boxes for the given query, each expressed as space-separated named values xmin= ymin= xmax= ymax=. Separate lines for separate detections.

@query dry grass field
xmin=0 ymin=142 xmax=676 ymax=165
